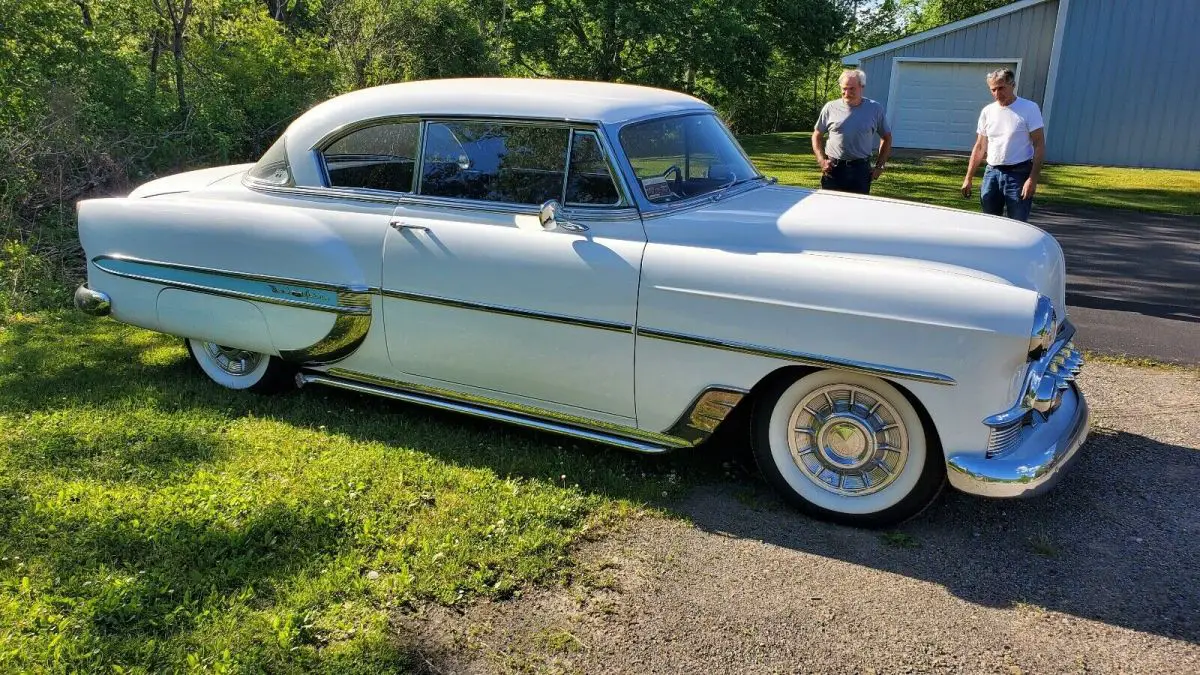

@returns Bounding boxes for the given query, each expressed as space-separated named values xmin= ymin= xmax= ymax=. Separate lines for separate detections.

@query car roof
xmin=285 ymin=78 xmax=714 ymax=149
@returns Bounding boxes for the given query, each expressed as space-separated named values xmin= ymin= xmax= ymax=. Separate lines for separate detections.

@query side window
xmin=247 ymin=135 xmax=293 ymax=186
xmin=566 ymin=131 xmax=621 ymax=206
xmin=322 ymin=121 xmax=419 ymax=192
xmin=419 ymin=121 xmax=569 ymax=205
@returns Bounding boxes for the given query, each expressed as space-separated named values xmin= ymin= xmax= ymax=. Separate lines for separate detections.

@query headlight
xmin=1028 ymin=295 xmax=1057 ymax=357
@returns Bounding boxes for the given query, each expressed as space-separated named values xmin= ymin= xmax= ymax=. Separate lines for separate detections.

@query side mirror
xmin=538 ymin=199 xmax=589 ymax=233
xmin=538 ymin=199 xmax=560 ymax=231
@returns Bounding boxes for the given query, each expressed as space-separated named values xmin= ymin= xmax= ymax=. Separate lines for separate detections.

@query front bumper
xmin=74 ymin=284 xmax=111 ymax=317
xmin=947 ymin=382 xmax=1090 ymax=498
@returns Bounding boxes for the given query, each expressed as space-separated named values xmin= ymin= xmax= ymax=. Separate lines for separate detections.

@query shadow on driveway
xmin=683 ymin=424 xmax=1199 ymax=644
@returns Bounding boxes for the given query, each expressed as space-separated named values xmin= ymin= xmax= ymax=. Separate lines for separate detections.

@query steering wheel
xmin=661 ymin=165 xmax=684 ymax=196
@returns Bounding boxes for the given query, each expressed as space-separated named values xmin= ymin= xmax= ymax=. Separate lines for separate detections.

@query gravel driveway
xmin=397 ymin=361 xmax=1200 ymax=674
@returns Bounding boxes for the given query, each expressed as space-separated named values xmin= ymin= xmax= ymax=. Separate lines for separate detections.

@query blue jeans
xmin=980 ymin=162 xmax=1033 ymax=221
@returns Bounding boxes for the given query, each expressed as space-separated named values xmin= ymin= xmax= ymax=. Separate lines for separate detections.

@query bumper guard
xmin=74 ymin=284 xmax=112 ymax=317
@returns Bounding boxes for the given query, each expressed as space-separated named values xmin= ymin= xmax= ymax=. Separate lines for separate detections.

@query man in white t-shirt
xmin=960 ymin=68 xmax=1045 ymax=221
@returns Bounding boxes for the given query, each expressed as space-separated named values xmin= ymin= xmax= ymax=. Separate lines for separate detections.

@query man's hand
xmin=1021 ymin=177 xmax=1038 ymax=200
xmin=871 ymin=165 xmax=884 ymax=180
xmin=818 ymin=157 xmax=833 ymax=174
xmin=960 ymin=177 xmax=973 ymax=198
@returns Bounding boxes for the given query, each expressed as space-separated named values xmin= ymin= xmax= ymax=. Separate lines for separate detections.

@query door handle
xmin=390 ymin=220 xmax=429 ymax=233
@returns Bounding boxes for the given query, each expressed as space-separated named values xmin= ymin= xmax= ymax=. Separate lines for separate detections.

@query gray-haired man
xmin=961 ymin=68 xmax=1045 ymax=221
xmin=812 ymin=69 xmax=892 ymax=195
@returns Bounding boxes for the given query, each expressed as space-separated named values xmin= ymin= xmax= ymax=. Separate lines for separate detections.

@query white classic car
xmin=74 ymin=78 xmax=1088 ymax=527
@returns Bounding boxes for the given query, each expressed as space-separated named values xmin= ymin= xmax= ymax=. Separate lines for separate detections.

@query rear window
xmin=247 ymin=135 xmax=293 ymax=186
xmin=322 ymin=122 xmax=419 ymax=192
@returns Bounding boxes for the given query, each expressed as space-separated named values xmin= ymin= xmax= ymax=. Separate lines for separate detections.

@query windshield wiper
xmin=712 ymin=175 xmax=766 ymax=202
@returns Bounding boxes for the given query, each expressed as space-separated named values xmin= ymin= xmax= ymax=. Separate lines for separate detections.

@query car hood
xmin=677 ymin=184 xmax=1068 ymax=312
xmin=127 ymin=163 xmax=255 ymax=198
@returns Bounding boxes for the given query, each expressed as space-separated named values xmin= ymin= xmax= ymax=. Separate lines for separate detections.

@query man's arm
xmin=811 ymin=129 xmax=832 ymax=174
xmin=1022 ymin=128 xmax=1046 ymax=199
xmin=871 ymin=132 xmax=892 ymax=180
xmin=961 ymin=133 xmax=987 ymax=197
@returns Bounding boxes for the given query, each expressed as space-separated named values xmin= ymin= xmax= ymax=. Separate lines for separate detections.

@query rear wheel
xmin=185 ymin=339 xmax=294 ymax=393
xmin=751 ymin=369 xmax=944 ymax=528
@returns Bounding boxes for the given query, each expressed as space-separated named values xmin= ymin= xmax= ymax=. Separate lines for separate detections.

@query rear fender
xmin=76 ymin=195 xmax=381 ymax=365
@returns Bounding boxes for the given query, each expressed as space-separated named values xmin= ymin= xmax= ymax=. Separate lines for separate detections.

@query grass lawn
xmin=0 ymin=312 xmax=707 ymax=672
xmin=739 ymin=132 xmax=1200 ymax=216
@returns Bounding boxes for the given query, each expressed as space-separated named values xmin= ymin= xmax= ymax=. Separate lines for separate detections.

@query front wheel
xmin=185 ymin=339 xmax=294 ymax=393
xmin=751 ymin=369 xmax=945 ymax=528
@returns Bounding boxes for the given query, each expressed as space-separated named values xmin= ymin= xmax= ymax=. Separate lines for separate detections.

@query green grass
xmin=0 ymin=311 xmax=706 ymax=672
xmin=740 ymin=132 xmax=1200 ymax=216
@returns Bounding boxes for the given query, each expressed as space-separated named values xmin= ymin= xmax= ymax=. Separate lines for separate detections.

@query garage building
xmin=841 ymin=0 xmax=1199 ymax=169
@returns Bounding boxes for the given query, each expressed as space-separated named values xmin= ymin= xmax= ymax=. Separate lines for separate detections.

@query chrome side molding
xmin=635 ymin=328 xmax=957 ymax=386
xmin=89 ymin=255 xmax=373 ymax=365
xmin=297 ymin=368 xmax=746 ymax=453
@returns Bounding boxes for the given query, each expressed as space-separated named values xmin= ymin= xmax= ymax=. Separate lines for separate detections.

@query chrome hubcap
xmin=787 ymin=384 xmax=909 ymax=496
xmin=202 ymin=342 xmax=263 ymax=376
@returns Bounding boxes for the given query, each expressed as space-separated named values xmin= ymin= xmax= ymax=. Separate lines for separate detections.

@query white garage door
xmin=888 ymin=61 xmax=1017 ymax=150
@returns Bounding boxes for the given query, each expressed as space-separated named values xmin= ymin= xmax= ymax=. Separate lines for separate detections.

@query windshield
xmin=619 ymin=113 xmax=761 ymax=204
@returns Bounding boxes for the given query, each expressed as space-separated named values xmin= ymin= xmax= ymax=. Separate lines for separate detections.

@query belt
xmin=991 ymin=159 xmax=1032 ymax=171
xmin=830 ymin=157 xmax=870 ymax=166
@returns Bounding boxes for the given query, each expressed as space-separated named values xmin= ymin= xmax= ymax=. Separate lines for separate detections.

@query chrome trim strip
xmin=396 ymin=194 xmax=539 ymax=216
xmin=561 ymin=129 xmax=575 ymax=203
xmin=92 ymin=255 xmax=372 ymax=315
xmin=74 ymin=284 xmax=112 ymax=317
xmin=949 ymin=382 xmax=1090 ymax=499
xmin=243 ymin=180 xmax=403 ymax=205
xmin=636 ymin=327 xmax=957 ymax=386
xmin=393 ymin=192 xmax=640 ymax=221
xmin=665 ymin=387 xmax=747 ymax=444
xmin=306 ymin=368 xmax=692 ymax=452
xmin=379 ymin=288 xmax=633 ymax=333
xmin=91 ymin=255 xmax=374 ymax=364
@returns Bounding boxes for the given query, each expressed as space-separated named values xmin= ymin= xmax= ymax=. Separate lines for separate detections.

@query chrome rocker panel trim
xmin=947 ymin=382 xmax=1090 ymax=499
xmin=298 ymin=368 xmax=746 ymax=453
xmin=88 ymin=255 xmax=373 ymax=365
xmin=74 ymin=284 xmax=112 ymax=317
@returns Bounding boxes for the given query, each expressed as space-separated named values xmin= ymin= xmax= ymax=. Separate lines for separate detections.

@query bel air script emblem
xmin=268 ymin=283 xmax=321 ymax=300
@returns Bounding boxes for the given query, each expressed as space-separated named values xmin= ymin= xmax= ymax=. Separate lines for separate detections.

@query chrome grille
xmin=982 ymin=321 xmax=1085 ymax=459
xmin=986 ymin=419 xmax=1025 ymax=458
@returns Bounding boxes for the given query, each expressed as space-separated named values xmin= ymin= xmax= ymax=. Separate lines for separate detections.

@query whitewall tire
xmin=185 ymin=339 xmax=293 ymax=393
xmin=752 ymin=369 xmax=945 ymax=527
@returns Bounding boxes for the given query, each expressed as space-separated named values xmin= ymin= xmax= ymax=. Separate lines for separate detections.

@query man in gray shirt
xmin=812 ymin=69 xmax=892 ymax=195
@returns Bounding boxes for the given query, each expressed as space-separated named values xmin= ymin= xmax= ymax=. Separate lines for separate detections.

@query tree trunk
xmin=149 ymin=30 xmax=162 ymax=96
xmin=73 ymin=0 xmax=92 ymax=28
xmin=173 ymin=24 xmax=186 ymax=117
xmin=152 ymin=0 xmax=193 ymax=119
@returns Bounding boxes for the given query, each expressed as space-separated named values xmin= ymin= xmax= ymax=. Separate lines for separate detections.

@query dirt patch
xmin=396 ymin=362 xmax=1200 ymax=674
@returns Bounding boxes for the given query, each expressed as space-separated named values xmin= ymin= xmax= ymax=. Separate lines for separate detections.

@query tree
xmin=150 ymin=0 xmax=194 ymax=118
xmin=900 ymin=0 xmax=1017 ymax=33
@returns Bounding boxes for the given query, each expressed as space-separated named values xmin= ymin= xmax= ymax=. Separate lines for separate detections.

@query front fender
xmin=634 ymin=243 xmax=1037 ymax=458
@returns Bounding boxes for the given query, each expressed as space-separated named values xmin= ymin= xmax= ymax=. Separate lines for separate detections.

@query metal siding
xmin=859 ymin=0 xmax=1059 ymax=113
xmin=1049 ymin=0 xmax=1200 ymax=168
